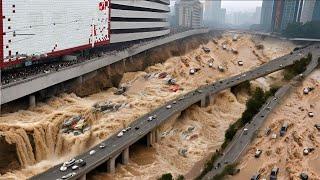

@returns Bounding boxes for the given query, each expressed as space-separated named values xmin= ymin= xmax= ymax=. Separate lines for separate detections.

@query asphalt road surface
xmin=203 ymin=51 xmax=320 ymax=180
xmin=31 ymin=44 xmax=320 ymax=180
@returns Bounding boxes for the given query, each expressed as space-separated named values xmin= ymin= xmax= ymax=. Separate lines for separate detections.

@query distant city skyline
xmin=221 ymin=0 xmax=262 ymax=13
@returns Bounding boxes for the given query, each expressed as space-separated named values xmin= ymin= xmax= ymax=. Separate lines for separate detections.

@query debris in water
xmin=178 ymin=148 xmax=188 ymax=157
xmin=166 ymin=78 xmax=176 ymax=85
xmin=238 ymin=61 xmax=244 ymax=66
xmin=218 ymin=65 xmax=225 ymax=72
xmin=187 ymin=126 xmax=195 ymax=132
xmin=61 ymin=115 xmax=90 ymax=135
xmin=303 ymin=147 xmax=315 ymax=155
xmin=169 ymin=85 xmax=181 ymax=92
xmin=222 ymin=44 xmax=227 ymax=50
xmin=202 ymin=47 xmax=211 ymax=53
xmin=308 ymin=112 xmax=314 ymax=117
xmin=158 ymin=72 xmax=168 ymax=79
xmin=114 ymin=85 xmax=127 ymax=95
xmin=189 ymin=68 xmax=200 ymax=75
xmin=303 ymin=87 xmax=314 ymax=95
xmin=232 ymin=48 xmax=238 ymax=54
xmin=93 ymin=101 xmax=127 ymax=113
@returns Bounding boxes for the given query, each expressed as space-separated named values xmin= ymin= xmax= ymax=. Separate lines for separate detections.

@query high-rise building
xmin=313 ymin=0 xmax=320 ymax=21
xmin=254 ymin=7 xmax=262 ymax=24
xmin=280 ymin=0 xmax=301 ymax=30
xmin=271 ymin=0 xmax=284 ymax=32
xmin=175 ymin=0 xmax=203 ymax=28
xmin=271 ymin=0 xmax=304 ymax=32
xmin=260 ymin=0 xmax=275 ymax=31
xmin=203 ymin=0 xmax=224 ymax=26
xmin=300 ymin=0 xmax=320 ymax=23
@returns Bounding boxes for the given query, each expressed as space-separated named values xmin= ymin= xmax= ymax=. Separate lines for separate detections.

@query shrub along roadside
xmin=196 ymin=87 xmax=278 ymax=180
xmin=283 ymin=53 xmax=312 ymax=80
xmin=212 ymin=163 xmax=238 ymax=180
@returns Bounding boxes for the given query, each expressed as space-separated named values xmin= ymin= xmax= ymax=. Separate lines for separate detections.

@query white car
xmin=308 ymin=112 xmax=314 ymax=117
xmin=148 ymin=116 xmax=153 ymax=121
xmin=209 ymin=63 xmax=213 ymax=67
xmin=60 ymin=165 xmax=67 ymax=172
xmin=166 ymin=105 xmax=172 ymax=109
xmin=63 ymin=158 xmax=76 ymax=168
xmin=255 ymin=149 xmax=262 ymax=158
xmin=71 ymin=165 xmax=79 ymax=170
xmin=279 ymin=64 xmax=283 ymax=67
xmin=89 ymin=150 xmax=96 ymax=155
xmin=238 ymin=61 xmax=244 ymax=66
xmin=99 ymin=143 xmax=106 ymax=149
xmin=126 ymin=126 xmax=131 ymax=131
xmin=189 ymin=68 xmax=195 ymax=75
xmin=62 ymin=172 xmax=76 ymax=179
xmin=242 ymin=74 xmax=246 ymax=77
xmin=117 ymin=131 xmax=124 ymax=137
xmin=244 ymin=128 xmax=248 ymax=135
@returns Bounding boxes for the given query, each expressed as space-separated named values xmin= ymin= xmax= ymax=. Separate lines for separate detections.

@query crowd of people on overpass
xmin=1 ymin=27 xmax=198 ymax=86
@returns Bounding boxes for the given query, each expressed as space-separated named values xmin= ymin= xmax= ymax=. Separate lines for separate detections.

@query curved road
xmin=203 ymin=52 xmax=319 ymax=179
xmin=31 ymin=44 xmax=320 ymax=180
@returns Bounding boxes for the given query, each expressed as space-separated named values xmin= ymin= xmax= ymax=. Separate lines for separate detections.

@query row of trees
xmin=283 ymin=21 xmax=320 ymax=38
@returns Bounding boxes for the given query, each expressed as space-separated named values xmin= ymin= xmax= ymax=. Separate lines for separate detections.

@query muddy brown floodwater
xmin=0 ymin=33 xmax=295 ymax=179
xmin=228 ymin=69 xmax=320 ymax=180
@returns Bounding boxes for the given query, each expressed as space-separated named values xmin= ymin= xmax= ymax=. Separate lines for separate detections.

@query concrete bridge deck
xmin=30 ymin=44 xmax=320 ymax=180
xmin=1 ymin=29 xmax=209 ymax=105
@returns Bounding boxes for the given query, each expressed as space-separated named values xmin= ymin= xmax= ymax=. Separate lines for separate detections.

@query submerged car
xmin=251 ymin=173 xmax=261 ymax=180
xmin=270 ymin=167 xmax=279 ymax=180
xmin=238 ymin=61 xmax=244 ymax=66
xmin=255 ymin=149 xmax=262 ymax=158
xmin=280 ymin=123 xmax=288 ymax=136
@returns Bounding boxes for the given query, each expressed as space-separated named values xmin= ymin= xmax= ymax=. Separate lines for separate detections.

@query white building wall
xmin=110 ymin=0 xmax=170 ymax=43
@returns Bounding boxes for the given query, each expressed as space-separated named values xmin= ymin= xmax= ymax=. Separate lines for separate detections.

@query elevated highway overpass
xmin=0 ymin=28 xmax=209 ymax=105
xmin=31 ymin=44 xmax=320 ymax=180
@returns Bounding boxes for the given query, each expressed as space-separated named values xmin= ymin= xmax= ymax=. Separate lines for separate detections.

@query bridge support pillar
xmin=122 ymin=147 xmax=129 ymax=165
xmin=200 ymin=94 xmax=211 ymax=107
xmin=155 ymin=128 xmax=160 ymax=143
xmin=78 ymin=174 xmax=86 ymax=180
xmin=107 ymin=156 xmax=116 ymax=173
xmin=147 ymin=131 xmax=154 ymax=147
xmin=29 ymin=95 xmax=36 ymax=108
xmin=147 ymin=128 xmax=160 ymax=146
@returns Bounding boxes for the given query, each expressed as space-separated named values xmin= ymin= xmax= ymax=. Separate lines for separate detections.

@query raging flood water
xmin=228 ymin=69 xmax=320 ymax=180
xmin=0 ymin=33 xmax=295 ymax=179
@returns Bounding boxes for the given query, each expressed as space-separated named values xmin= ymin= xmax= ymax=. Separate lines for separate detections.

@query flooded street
xmin=0 ymin=34 xmax=295 ymax=179
xmin=228 ymin=69 xmax=320 ymax=180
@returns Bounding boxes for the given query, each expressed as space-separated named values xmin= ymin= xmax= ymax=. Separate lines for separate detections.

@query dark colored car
xmin=251 ymin=173 xmax=261 ymax=180
xmin=280 ymin=123 xmax=288 ymax=137
xmin=270 ymin=167 xmax=279 ymax=180
xmin=300 ymin=172 xmax=308 ymax=180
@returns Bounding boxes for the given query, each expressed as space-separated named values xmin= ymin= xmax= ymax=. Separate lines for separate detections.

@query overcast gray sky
xmin=221 ymin=0 xmax=262 ymax=12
